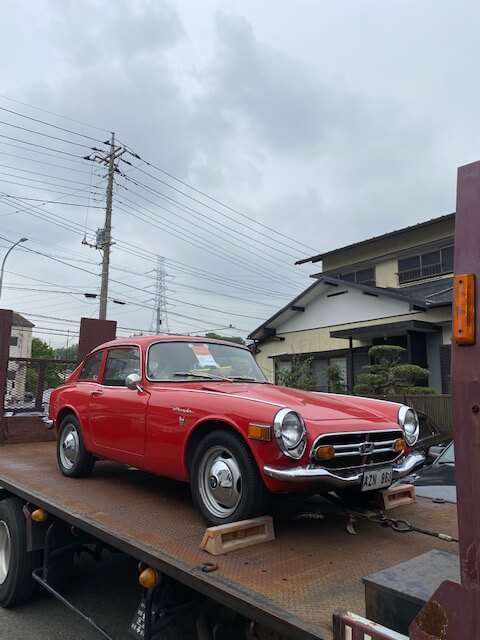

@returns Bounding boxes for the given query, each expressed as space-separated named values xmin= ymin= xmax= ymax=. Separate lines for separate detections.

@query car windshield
xmin=147 ymin=341 xmax=267 ymax=382
xmin=435 ymin=442 xmax=455 ymax=465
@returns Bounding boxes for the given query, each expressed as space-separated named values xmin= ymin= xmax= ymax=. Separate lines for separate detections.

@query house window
xmin=340 ymin=267 xmax=375 ymax=287
xmin=398 ymin=245 xmax=454 ymax=284
xmin=312 ymin=357 xmax=346 ymax=392
xmin=9 ymin=336 xmax=18 ymax=347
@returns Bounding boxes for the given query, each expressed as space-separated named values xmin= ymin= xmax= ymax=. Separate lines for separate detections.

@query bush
xmin=277 ymin=355 xmax=317 ymax=391
xmin=353 ymin=345 xmax=435 ymax=395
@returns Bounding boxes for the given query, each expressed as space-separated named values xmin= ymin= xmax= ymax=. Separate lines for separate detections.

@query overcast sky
xmin=0 ymin=0 xmax=478 ymax=347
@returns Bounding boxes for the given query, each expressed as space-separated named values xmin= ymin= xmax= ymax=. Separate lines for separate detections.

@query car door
xmin=89 ymin=346 xmax=148 ymax=458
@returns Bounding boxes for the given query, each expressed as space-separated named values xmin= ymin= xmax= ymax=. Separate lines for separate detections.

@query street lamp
xmin=0 ymin=237 xmax=28 ymax=299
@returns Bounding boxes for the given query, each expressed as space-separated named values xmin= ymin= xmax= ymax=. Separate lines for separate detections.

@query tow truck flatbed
xmin=0 ymin=442 xmax=458 ymax=639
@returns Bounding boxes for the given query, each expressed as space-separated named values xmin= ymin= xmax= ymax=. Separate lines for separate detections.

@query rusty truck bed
xmin=0 ymin=442 xmax=458 ymax=639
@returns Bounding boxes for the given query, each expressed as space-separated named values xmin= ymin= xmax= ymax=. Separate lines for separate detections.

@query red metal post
xmin=410 ymin=161 xmax=480 ymax=638
xmin=77 ymin=317 xmax=117 ymax=363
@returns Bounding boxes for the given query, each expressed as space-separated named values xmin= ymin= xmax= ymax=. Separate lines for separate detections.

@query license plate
xmin=361 ymin=467 xmax=392 ymax=492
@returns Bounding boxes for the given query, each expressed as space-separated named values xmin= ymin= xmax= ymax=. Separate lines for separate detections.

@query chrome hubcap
xmin=60 ymin=424 xmax=80 ymax=470
xmin=0 ymin=521 xmax=11 ymax=585
xmin=199 ymin=446 xmax=242 ymax=519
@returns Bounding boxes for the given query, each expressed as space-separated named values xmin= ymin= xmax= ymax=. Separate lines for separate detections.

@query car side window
xmin=102 ymin=348 xmax=141 ymax=387
xmin=78 ymin=351 xmax=103 ymax=381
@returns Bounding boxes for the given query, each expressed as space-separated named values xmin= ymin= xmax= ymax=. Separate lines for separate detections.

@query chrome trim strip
xmin=333 ymin=446 xmax=397 ymax=458
xmin=333 ymin=439 xmax=396 ymax=451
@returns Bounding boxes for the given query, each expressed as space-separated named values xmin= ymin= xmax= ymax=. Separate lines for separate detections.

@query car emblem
xmin=209 ymin=476 xmax=218 ymax=489
xmin=359 ymin=441 xmax=375 ymax=455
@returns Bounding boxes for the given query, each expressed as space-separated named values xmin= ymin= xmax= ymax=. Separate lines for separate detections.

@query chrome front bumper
xmin=42 ymin=417 xmax=54 ymax=429
xmin=263 ymin=451 xmax=425 ymax=488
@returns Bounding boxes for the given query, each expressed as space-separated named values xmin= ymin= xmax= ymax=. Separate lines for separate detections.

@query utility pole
xmin=84 ymin=133 xmax=126 ymax=320
xmin=99 ymin=133 xmax=115 ymax=320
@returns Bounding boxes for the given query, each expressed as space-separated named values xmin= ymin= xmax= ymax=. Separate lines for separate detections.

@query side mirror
xmin=125 ymin=372 xmax=142 ymax=391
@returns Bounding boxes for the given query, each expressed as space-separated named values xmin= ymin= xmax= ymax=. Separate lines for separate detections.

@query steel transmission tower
xmin=150 ymin=257 xmax=170 ymax=334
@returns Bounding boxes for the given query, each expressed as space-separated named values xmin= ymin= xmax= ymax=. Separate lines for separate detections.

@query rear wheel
xmin=191 ymin=430 xmax=269 ymax=525
xmin=0 ymin=498 xmax=41 ymax=607
xmin=57 ymin=414 xmax=95 ymax=478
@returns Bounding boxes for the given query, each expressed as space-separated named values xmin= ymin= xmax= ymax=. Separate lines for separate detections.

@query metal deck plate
xmin=0 ymin=443 xmax=458 ymax=640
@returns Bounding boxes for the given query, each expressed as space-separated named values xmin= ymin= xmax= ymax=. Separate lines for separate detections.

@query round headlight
xmin=398 ymin=406 xmax=419 ymax=446
xmin=273 ymin=408 xmax=306 ymax=459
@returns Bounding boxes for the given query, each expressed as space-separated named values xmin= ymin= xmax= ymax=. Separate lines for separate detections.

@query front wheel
xmin=190 ymin=431 xmax=269 ymax=525
xmin=57 ymin=414 xmax=95 ymax=478
xmin=0 ymin=498 xmax=42 ymax=607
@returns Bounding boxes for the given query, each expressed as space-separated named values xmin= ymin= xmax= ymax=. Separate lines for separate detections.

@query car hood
xmin=197 ymin=382 xmax=397 ymax=424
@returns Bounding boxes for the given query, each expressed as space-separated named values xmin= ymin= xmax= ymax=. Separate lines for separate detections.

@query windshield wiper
xmin=173 ymin=371 xmax=233 ymax=381
xmin=174 ymin=372 xmax=266 ymax=383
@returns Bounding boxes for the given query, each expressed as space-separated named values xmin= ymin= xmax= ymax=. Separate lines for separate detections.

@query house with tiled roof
xmin=249 ymin=214 xmax=454 ymax=394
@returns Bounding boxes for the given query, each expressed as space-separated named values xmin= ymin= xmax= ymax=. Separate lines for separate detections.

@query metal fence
xmin=4 ymin=358 xmax=76 ymax=414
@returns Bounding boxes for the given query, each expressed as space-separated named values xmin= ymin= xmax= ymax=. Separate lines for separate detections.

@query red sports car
xmin=46 ymin=336 xmax=424 ymax=524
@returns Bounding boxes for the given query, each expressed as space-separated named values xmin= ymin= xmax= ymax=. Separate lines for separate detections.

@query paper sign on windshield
xmin=190 ymin=344 xmax=218 ymax=368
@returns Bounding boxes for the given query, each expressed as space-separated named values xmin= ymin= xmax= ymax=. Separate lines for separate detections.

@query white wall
xmin=277 ymin=287 xmax=413 ymax=333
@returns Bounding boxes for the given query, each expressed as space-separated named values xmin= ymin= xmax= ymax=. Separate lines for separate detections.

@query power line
xmin=123 ymin=174 xmax=303 ymax=263
xmin=0 ymin=150 xmax=93 ymax=174
xmin=129 ymin=159 xmax=319 ymax=256
xmin=0 ymin=188 xmax=296 ymax=300
xmin=0 ymin=106 xmax=104 ymax=143
xmin=0 ymin=140 xmax=87 ymax=165
xmin=2 ymin=194 xmax=103 ymax=208
xmin=3 ymin=236 xmax=265 ymax=321
xmin=0 ymin=132 xmax=84 ymax=158
xmin=0 ymin=166 xmax=102 ymax=188
xmin=0 ymin=94 xmax=110 ymax=133
xmin=0 ymin=119 xmax=96 ymax=150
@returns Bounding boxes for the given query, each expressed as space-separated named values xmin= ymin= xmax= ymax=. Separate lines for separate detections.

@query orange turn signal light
xmin=315 ymin=445 xmax=335 ymax=461
xmin=31 ymin=508 xmax=48 ymax=523
xmin=138 ymin=567 xmax=160 ymax=589
xmin=454 ymin=274 xmax=475 ymax=345
xmin=393 ymin=438 xmax=406 ymax=452
xmin=248 ymin=423 xmax=271 ymax=442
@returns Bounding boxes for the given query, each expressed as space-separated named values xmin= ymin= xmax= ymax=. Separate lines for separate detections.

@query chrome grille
xmin=311 ymin=430 xmax=404 ymax=470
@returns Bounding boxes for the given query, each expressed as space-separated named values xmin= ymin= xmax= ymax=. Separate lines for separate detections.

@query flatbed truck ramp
xmin=0 ymin=441 xmax=458 ymax=640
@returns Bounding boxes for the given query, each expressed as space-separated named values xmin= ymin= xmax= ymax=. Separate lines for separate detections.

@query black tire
xmin=190 ymin=430 xmax=269 ymax=525
xmin=0 ymin=498 xmax=42 ymax=608
xmin=57 ymin=414 xmax=95 ymax=478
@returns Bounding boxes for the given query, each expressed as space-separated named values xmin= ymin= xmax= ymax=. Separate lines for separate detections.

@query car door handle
xmin=90 ymin=390 xmax=104 ymax=397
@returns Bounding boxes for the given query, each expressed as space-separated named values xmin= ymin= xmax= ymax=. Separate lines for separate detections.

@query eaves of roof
xmin=295 ymin=213 xmax=455 ymax=266
xmin=248 ymin=276 xmax=426 ymax=342
xmin=12 ymin=311 xmax=34 ymax=328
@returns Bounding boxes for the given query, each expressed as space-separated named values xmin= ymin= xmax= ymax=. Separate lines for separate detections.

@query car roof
xmin=89 ymin=335 xmax=250 ymax=353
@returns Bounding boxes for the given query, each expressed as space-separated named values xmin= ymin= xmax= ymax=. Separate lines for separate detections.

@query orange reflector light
xmin=248 ymin=423 xmax=271 ymax=441
xmin=31 ymin=509 xmax=48 ymax=523
xmin=138 ymin=567 xmax=159 ymax=589
xmin=393 ymin=438 xmax=406 ymax=452
xmin=315 ymin=445 xmax=335 ymax=460
xmin=454 ymin=274 xmax=476 ymax=345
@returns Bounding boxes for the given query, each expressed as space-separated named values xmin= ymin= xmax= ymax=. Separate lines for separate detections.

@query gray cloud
xmin=1 ymin=0 xmax=479 ymax=342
